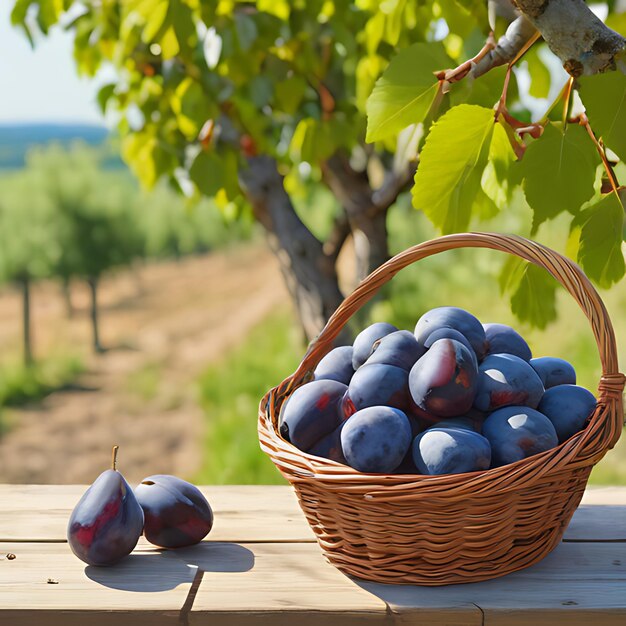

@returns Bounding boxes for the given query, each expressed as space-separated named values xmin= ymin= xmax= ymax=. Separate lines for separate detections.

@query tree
xmin=0 ymin=175 xmax=59 ymax=365
xmin=12 ymin=1 xmax=626 ymax=335
xmin=27 ymin=144 xmax=144 ymax=352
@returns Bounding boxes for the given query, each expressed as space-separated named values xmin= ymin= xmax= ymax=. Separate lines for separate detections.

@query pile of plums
xmin=67 ymin=446 xmax=213 ymax=566
xmin=280 ymin=307 xmax=597 ymax=476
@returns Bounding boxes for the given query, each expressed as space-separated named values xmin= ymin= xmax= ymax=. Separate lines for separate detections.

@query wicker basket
xmin=259 ymin=232 xmax=625 ymax=585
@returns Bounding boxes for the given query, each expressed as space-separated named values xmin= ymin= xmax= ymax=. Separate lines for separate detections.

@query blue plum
xmin=67 ymin=448 xmax=144 ymax=566
xmin=474 ymin=354 xmax=544 ymax=412
xmin=279 ymin=380 xmax=347 ymax=450
xmin=530 ymin=357 xmax=576 ymax=389
xmin=412 ymin=428 xmax=491 ymax=475
xmin=341 ymin=406 xmax=412 ymax=473
xmin=427 ymin=416 xmax=478 ymax=432
xmin=352 ymin=322 xmax=398 ymax=369
xmin=307 ymin=422 xmax=347 ymax=464
xmin=135 ymin=475 xmax=213 ymax=548
xmin=482 ymin=406 xmax=558 ymax=467
xmin=364 ymin=330 xmax=425 ymax=371
xmin=414 ymin=307 xmax=487 ymax=359
xmin=344 ymin=363 xmax=409 ymax=413
xmin=314 ymin=346 xmax=355 ymax=385
xmin=537 ymin=384 xmax=597 ymax=443
xmin=408 ymin=338 xmax=478 ymax=417
xmin=483 ymin=323 xmax=532 ymax=361
xmin=423 ymin=327 xmax=477 ymax=366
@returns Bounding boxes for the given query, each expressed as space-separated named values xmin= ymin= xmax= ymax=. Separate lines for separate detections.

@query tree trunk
xmin=21 ymin=278 xmax=33 ymax=367
xmin=239 ymin=156 xmax=346 ymax=343
xmin=350 ymin=209 xmax=390 ymax=284
xmin=87 ymin=276 xmax=104 ymax=353
xmin=61 ymin=277 xmax=74 ymax=319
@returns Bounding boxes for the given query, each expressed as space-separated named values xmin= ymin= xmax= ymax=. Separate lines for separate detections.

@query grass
xmin=0 ymin=355 xmax=85 ymax=435
xmin=125 ymin=361 xmax=163 ymax=401
xmin=194 ymin=310 xmax=302 ymax=484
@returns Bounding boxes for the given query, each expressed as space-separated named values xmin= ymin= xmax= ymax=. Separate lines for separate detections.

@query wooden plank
xmin=563 ymin=505 xmax=626 ymax=541
xmin=0 ymin=485 xmax=315 ymax=543
xmin=3 ymin=485 xmax=626 ymax=544
xmin=357 ymin=542 xmax=626 ymax=626
xmin=0 ymin=542 xmax=194 ymax=625
xmin=176 ymin=542 xmax=391 ymax=620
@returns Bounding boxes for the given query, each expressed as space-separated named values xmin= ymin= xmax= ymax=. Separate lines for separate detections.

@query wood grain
xmin=357 ymin=542 xmax=626 ymax=625
xmin=1 ymin=485 xmax=624 ymax=543
xmin=0 ymin=485 xmax=315 ymax=543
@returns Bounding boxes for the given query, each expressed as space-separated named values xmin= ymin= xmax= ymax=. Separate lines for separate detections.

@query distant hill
xmin=0 ymin=123 xmax=125 ymax=170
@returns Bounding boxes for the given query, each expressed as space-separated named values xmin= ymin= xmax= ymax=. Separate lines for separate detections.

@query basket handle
xmin=291 ymin=232 xmax=624 ymax=404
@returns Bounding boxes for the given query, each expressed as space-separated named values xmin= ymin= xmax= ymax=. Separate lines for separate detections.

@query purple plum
xmin=414 ymin=307 xmax=487 ymax=359
xmin=314 ymin=346 xmax=355 ymax=385
xmin=482 ymin=406 xmax=558 ymax=467
xmin=408 ymin=338 xmax=478 ymax=417
xmin=483 ymin=323 xmax=532 ymax=361
xmin=352 ymin=322 xmax=398 ymax=369
xmin=530 ymin=357 xmax=576 ymax=389
xmin=341 ymin=406 xmax=412 ymax=473
xmin=474 ymin=353 xmax=544 ymax=412
xmin=279 ymin=379 xmax=347 ymax=450
xmin=135 ymin=475 xmax=213 ymax=548
xmin=364 ymin=330 xmax=425 ymax=371
xmin=537 ymin=384 xmax=597 ymax=443
xmin=67 ymin=447 xmax=144 ymax=566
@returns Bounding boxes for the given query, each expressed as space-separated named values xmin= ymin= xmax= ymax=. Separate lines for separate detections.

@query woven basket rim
xmin=259 ymin=232 xmax=625 ymax=495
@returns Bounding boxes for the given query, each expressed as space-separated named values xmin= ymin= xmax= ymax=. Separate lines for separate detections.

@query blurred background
xmin=0 ymin=1 xmax=624 ymax=486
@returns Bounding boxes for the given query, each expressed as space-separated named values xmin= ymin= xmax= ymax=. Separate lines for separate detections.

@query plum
xmin=307 ymin=422 xmax=347 ymax=464
xmin=344 ymin=363 xmax=409 ymax=413
xmin=538 ymin=384 xmax=597 ymax=443
xmin=426 ymin=416 xmax=478 ymax=432
xmin=482 ymin=406 xmax=558 ymax=467
xmin=314 ymin=346 xmax=354 ymax=385
xmin=135 ymin=475 xmax=213 ymax=548
xmin=364 ymin=330 xmax=425 ymax=371
xmin=414 ymin=306 xmax=487 ymax=359
xmin=474 ymin=353 xmax=544 ymax=412
xmin=412 ymin=428 xmax=491 ymax=475
xmin=352 ymin=322 xmax=398 ymax=369
xmin=341 ymin=406 xmax=412 ymax=473
xmin=530 ymin=356 xmax=576 ymax=389
xmin=279 ymin=379 xmax=347 ymax=450
xmin=483 ymin=323 xmax=532 ymax=361
xmin=67 ymin=446 xmax=144 ymax=566
xmin=423 ymin=327 xmax=477 ymax=366
xmin=408 ymin=338 xmax=478 ymax=417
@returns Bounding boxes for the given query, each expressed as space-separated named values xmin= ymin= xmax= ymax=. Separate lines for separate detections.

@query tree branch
xmin=513 ymin=0 xmax=626 ymax=76
xmin=471 ymin=15 xmax=538 ymax=78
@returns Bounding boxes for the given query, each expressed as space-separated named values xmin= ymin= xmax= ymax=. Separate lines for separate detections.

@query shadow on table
xmin=85 ymin=542 xmax=255 ymax=592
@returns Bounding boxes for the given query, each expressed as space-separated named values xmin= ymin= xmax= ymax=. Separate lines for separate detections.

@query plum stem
xmin=111 ymin=445 xmax=119 ymax=471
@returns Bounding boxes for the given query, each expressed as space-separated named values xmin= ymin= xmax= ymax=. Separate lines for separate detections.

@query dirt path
xmin=0 ymin=245 xmax=287 ymax=484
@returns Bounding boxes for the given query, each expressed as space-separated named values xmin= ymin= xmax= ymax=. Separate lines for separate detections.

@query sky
xmin=0 ymin=4 xmax=106 ymax=125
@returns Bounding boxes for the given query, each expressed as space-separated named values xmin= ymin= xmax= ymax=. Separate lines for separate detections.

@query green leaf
xmin=500 ymin=258 xmax=558 ymax=329
xmin=450 ymin=65 xmax=509 ymax=108
xmin=189 ymin=151 xmax=224 ymax=197
xmin=412 ymin=104 xmax=495 ymax=233
xmin=481 ymin=120 xmax=517 ymax=207
xmin=576 ymin=193 xmax=625 ymax=288
xmin=520 ymin=122 xmax=598 ymax=232
xmin=524 ymin=45 xmax=551 ymax=99
xmin=366 ymin=42 xmax=452 ymax=142
xmin=275 ymin=76 xmax=307 ymax=114
xmin=578 ymin=72 xmax=626 ymax=160
xmin=97 ymin=83 xmax=116 ymax=114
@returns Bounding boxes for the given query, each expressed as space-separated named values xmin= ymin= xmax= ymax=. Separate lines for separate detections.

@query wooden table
xmin=1 ymin=485 xmax=625 ymax=625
